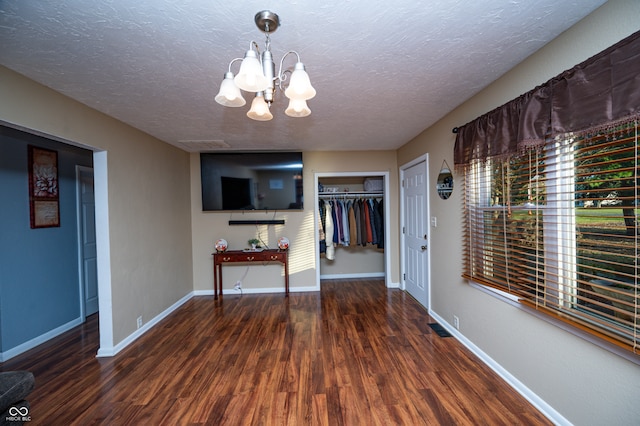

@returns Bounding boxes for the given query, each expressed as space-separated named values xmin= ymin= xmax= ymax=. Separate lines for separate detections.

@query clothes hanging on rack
xmin=363 ymin=199 xmax=373 ymax=244
xmin=368 ymin=199 xmax=376 ymax=245
xmin=341 ymin=200 xmax=350 ymax=246
xmin=374 ymin=198 xmax=384 ymax=249
xmin=348 ymin=201 xmax=357 ymax=244
xmin=332 ymin=199 xmax=341 ymax=244
xmin=318 ymin=194 xmax=384 ymax=258
xmin=318 ymin=199 xmax=326 ymax=254
xmin=353 ymin=200 xmax=362 ymax=246
xmin=324 ymin=201 xmax=335 ymax=260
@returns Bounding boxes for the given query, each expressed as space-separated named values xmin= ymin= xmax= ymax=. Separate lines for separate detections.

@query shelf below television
xmin=228 ymin=219 xmax=286 ymax=226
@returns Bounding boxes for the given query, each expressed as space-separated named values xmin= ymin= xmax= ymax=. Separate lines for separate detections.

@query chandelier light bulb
xmin=284 ymin=62 xmax=316 ymax=101
xmin=285 ymin=98 xmax=311 ymax=117
xmin=245 ymin=74 xmax=256 ymax=88
xmin=215 ymin=72 xmax=246 ymax=107
xmin=247 ymin=93 xmax=273 ymax=121
xmin=235 ymin=50 xmax=270 ymax=92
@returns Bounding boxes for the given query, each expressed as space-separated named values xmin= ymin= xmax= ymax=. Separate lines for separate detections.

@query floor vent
xmin=428 ymin=323 xmax=452 ymax=337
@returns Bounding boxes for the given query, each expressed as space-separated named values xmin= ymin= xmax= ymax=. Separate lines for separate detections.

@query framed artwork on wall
xmin=28 ymin=145 xmax=60 ymax=228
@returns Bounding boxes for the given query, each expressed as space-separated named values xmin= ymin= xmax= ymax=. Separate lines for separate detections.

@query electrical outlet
xmin=234 ymin=281 xmax=242 ymax=290
xmin=137 ymin=316 xmax=143 ymax=329
xmin=453 ymin=315 xmax=459 ymax=330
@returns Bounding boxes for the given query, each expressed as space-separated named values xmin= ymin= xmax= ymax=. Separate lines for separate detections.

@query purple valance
xmin=455 ymin=29 xmax=640 ymax=166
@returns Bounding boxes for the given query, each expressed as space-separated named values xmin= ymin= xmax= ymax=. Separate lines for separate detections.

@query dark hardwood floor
xmin=1 ymin=279 xmax=551 ymax=425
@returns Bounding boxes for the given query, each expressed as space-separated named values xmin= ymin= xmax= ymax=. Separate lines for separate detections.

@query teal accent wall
xmin=0 ymin=126 xmax=93 ymax=353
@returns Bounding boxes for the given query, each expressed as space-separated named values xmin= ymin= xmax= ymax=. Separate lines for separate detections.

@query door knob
xmin=421 ymin=245 xmax=427 ymax=250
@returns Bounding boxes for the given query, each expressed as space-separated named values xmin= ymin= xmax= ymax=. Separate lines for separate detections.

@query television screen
xmin=201 ymin=152 xmax=303 ymax=211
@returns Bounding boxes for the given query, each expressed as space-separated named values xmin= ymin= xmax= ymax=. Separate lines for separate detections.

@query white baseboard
xmin=0 ymin=317 xmax=83 ymax=362
xmin=428 ymin=310 xmax=570 ymax=426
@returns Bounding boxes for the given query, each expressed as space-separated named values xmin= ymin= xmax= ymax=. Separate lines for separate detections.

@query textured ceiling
xmin=0 ymin=1 xmax=607 ymax=152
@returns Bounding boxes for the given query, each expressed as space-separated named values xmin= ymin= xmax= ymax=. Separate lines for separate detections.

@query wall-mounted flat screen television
xmin=201 ymin=152 xmax=303 ymax=211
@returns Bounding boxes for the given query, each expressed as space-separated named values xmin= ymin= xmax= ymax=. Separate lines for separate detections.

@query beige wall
xmin=191 ymin=150 xmax=399 ymax=292
xmin=397 ymin=1 xmax=640 ymax=425
xmin=0 ymin=66 xmax=193 ymax=346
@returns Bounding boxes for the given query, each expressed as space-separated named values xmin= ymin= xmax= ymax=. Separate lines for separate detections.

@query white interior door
xmin=78 ymin=167 xmax=99 ymax=317
xmin=402 ymin=159 xmax=429 ymax=308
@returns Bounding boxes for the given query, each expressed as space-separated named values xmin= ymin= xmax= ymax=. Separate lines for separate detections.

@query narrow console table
xmin=212 ymin=249 xmax=289 ymax=299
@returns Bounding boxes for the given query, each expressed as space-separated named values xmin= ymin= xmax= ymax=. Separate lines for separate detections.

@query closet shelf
xmin=319 ymin=191 xmax=383 ymax=199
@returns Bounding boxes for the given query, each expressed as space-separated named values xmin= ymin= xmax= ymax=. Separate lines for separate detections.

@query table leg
xmin=284 ymin=258 xmax=289 ymax=296
xmin=213 ymin=263 xmax=220 ymax=299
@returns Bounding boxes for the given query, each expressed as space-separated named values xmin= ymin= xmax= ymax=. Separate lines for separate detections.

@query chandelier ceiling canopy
xmin=215 ymin=10 xmax=316 ymax=121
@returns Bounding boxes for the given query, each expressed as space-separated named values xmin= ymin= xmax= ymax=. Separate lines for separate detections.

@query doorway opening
xmin=314 ymin=171 xmax=391 ymax=290
xmin=0 ymin=121 xmax=112 ymax=359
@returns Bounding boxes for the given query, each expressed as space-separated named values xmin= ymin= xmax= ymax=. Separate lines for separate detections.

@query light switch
xmin=431 ymin=217 xmax=437 ymax=227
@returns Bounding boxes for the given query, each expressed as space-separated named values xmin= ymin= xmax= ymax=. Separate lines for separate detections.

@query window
xmin=462 ymin=121 xmax=639 ymax=353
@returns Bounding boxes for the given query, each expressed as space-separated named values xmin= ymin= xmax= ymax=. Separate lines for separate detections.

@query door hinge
xmin=403 ymin=273 xmax=406 ymax=281
xmin=402 ymin=226 xmax=406 ymax=234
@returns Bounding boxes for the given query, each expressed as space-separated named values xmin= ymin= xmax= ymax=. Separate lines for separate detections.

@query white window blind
xmin=462 ymin=120 xmax=639 ymax=353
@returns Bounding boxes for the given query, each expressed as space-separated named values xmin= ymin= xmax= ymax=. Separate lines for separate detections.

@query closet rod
xmin=318 ymin=191 xmax=383 ymax=199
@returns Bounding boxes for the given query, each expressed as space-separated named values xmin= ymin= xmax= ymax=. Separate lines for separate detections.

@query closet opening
xmin=314 ymin=172 xmax=391 ymax=289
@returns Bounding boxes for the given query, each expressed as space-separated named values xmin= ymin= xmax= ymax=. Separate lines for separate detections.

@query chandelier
xmin=214 ymin=10 xmax=316 ymax=121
